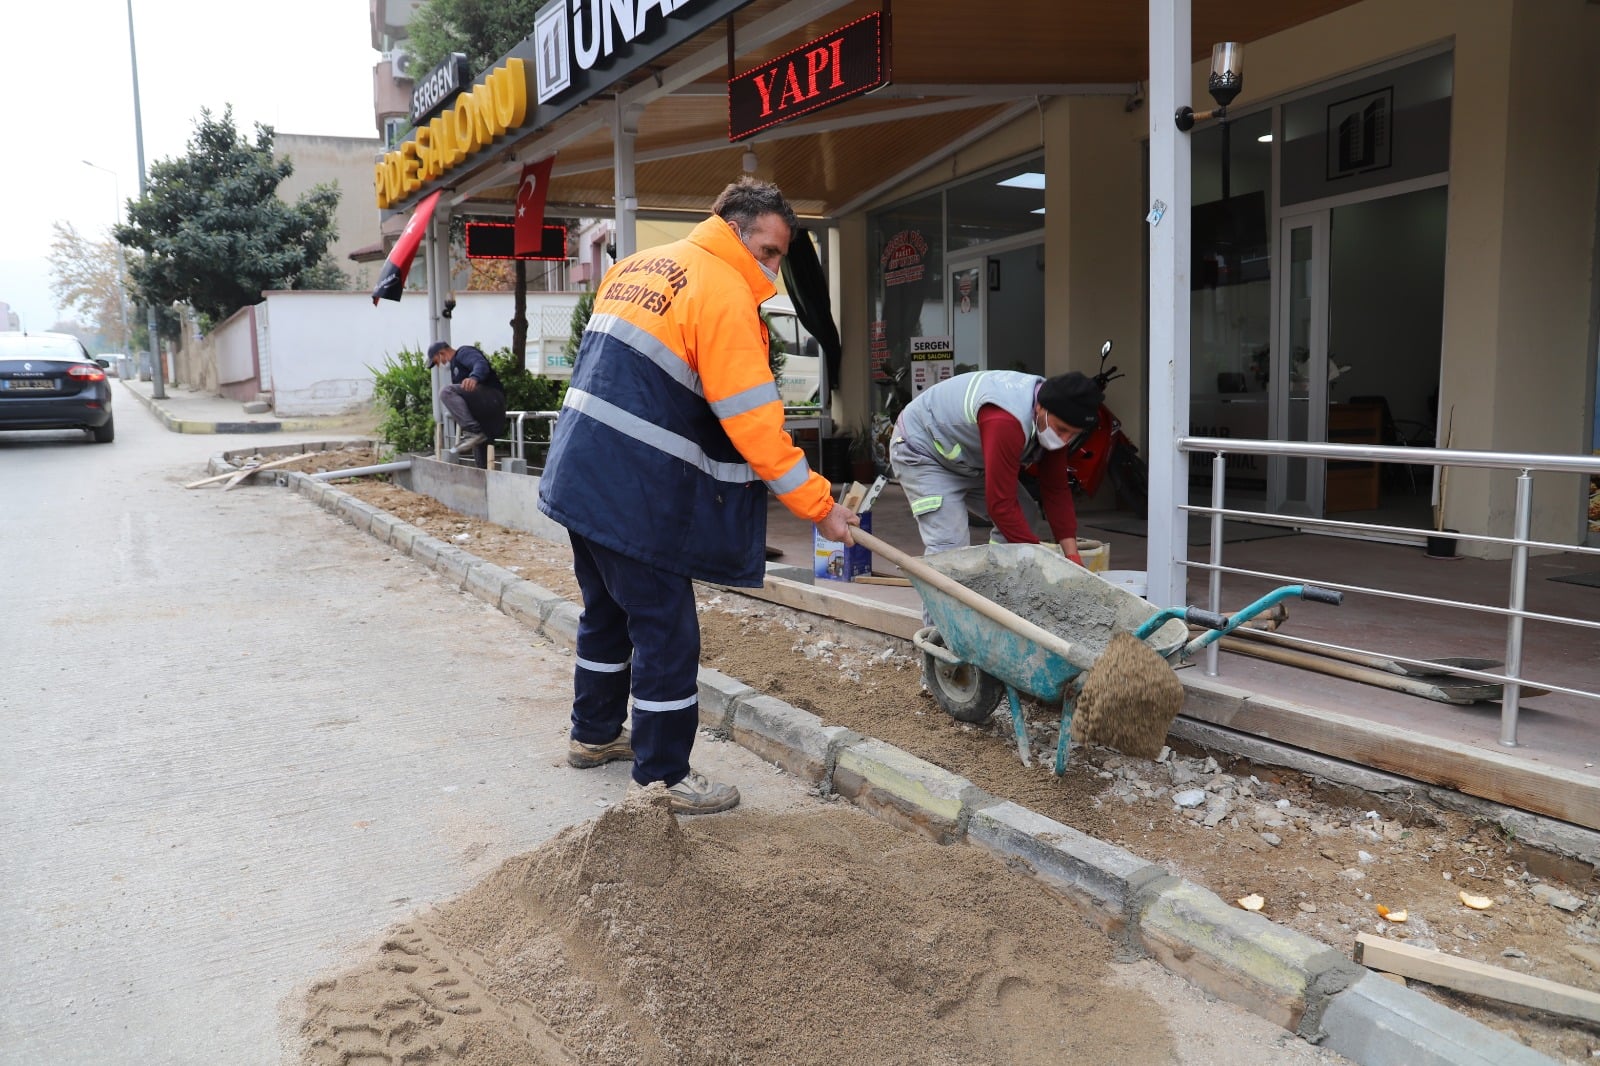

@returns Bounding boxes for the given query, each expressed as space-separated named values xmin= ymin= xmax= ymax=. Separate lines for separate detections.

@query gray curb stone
xmin=410 ymin=534 xmax=449 ymax=567
xmin=1313 ymin=972 xmax=1556 ymax=1065
xmin=968 ymin=801 xmax=1167 ymax=935
xmin=1132 ymin=877 xmax=1363 ymax=1032
xmin=502 ymin=580 xmax=570 ymax=628
xmin=696 ymin=668 xmax=755 ymax=732
xmin=832 ymin=737 xmax=998 ymax=844
xmin=335 ymin=496 xmax=380 ymax=534
xmin=730 ymin=694 xmax=860 ymax=786
xmin=367 ymin=511 xmax=401 ymax=545
xmin=432 ymin=545 xmax=479 ymax=588
xmin=387 ymin=521 xmax=423 ymax=554
xmin=465 ymin=561 xmax=520 ymax=608
xmin=543 ymin=601 xmax=581 ymax=644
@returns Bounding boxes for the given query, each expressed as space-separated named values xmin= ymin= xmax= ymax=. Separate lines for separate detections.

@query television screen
xmin=1191 ymin=191 xmax=1268 ymax=289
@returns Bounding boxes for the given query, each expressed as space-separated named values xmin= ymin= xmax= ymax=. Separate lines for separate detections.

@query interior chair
xmin=1348 ymin=394 xmax=1430 ymax=495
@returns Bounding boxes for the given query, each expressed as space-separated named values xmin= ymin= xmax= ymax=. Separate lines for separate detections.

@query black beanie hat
xmin=1037 ymin=372 xmax=1102 ymax=430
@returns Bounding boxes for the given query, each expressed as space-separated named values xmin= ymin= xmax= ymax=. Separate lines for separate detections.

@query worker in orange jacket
xmin=539 ymin=177 xmax=858 ymax=814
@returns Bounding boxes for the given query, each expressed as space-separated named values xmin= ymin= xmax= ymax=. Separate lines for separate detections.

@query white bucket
xmin=1043 ymin=538 xmax=1109 ymax=573
xmin=1102 ymin=569 xmax=1148 ymax=598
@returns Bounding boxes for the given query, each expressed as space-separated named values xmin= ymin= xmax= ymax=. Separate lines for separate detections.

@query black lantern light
xmin=1175 ymin=43 xmax=1244 ymax=132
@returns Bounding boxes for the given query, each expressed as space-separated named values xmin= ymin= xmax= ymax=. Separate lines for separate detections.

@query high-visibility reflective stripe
xmin=633 ymin=694 xmax=698 ymax=713
xmin=932 ymin=439 xmax=963 ymax=462
xmin=709 ymin=379 xmax=781 ymax=419
xmin=587 ymin=313 xmax=702 ymax=396
xmin=767 ymin=455 xmax=814 ymax=496
xmin=563 ymin=388 xmax=755 ymax=483
xmin=576 ymin=656 xmax=628 ymax=673
xmin=910 ymin=495 xmax=943 ymax=516
xmin=962 ymin=373 xmax=990 ymax=422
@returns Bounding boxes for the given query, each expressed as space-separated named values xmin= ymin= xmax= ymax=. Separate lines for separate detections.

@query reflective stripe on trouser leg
xmin=567 ymin=531 xmax=700 ymax=787
xmin=892 ymin=443 xmax=983 ymax=556
xmin=569 ymin=532 xmax=632 ymax=746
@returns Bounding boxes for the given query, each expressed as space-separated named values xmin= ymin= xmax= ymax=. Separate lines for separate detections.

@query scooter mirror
xmin=1100 ymin=340 xmax=1112 ymax=359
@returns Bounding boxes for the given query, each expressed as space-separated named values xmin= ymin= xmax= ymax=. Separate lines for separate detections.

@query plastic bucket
xmin=1077 ymin=538 xmax=1109 ymax=573
xmin=1101 ymin=569 xmax=1148 ymax=598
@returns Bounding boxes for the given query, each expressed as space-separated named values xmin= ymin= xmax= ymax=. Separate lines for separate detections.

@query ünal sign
xmin=728 ymin=12 xmax=888 ymax=142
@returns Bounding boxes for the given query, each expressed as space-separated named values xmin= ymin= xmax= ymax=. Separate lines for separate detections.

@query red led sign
xmin=464 ymin=222 xmax=568 ymax=261
xmin=727 ymin=11 xmax=889 ymax=142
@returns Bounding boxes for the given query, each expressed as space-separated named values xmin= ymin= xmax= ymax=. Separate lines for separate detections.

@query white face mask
xmin=1037 ymin=424 xmax=1068 ymax=451
xmin=759 ymin=261 xmax=780 ymax=285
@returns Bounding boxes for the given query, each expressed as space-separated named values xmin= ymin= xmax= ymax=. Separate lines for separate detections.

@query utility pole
xmin=83 ymin=161 xmax=132 ymax=354
xmin=127 ymin=0 xmax=166 ymax=398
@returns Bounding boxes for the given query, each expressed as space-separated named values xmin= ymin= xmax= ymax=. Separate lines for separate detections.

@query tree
xmin=48 ymin=222 xmax=131 ymax=351
xmin=115 ymin=107 xmax=341 ymax=330
xmin=406 ymin=0 xmax=544 ymax=79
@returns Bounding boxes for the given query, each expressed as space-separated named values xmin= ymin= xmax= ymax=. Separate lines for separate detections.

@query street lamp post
xmin=127 ymin=0 xmax=166 ymax=398
xmin=82 ymin=160 xmax=132 ymax=354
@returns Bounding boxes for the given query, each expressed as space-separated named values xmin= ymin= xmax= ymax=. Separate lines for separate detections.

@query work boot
xmin=567 ymin=728 xmax=633 ymax=769
xmin=450 ymin=431 xmax=488 ymax=456
xmin=662 ymin=769 xmax=740 ymax=815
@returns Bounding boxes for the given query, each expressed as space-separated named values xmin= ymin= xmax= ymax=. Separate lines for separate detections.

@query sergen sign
xmin=727 ymin=12 xmax=888 ymax=141
xmin=374 ymin=60 xmax=529 ymax=209
xmin=411 ymin=53 xmax=471 ymax=125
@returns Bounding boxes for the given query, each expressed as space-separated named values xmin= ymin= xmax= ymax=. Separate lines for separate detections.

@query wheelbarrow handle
xmin=1301 ymin=585 xmax=1344 ymax=606
xmin=1184 ymin=607 xmax=1231 ymax=630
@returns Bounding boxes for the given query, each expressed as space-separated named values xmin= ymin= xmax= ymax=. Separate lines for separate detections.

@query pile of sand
xmin=300 ymin=792 xmax=1174 ymax=1065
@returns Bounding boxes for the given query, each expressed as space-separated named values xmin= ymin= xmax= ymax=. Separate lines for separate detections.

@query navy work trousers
xmin=568 ymin=531 xmax=700 ymax=787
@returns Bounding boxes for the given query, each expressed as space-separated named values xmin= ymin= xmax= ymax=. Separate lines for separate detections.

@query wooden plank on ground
xmin=1180 ymin=679 xmax=1600 ymax=831
xmin=1355 ymin=933 xmax=1600 ymax=1024
xmin=853 ymin=575 xmax=912 ymax=587
xmin=734 ymin=574 xmax=921 ymax=640
xmin=219 ymin=451 xmax=326 ymax=492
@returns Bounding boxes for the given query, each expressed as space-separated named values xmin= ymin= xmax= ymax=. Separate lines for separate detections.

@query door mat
xmin=1549 ymin=571 xmax=1600 ymax=588
xmin=1081 ymin=515 xmax=1301 ymax=546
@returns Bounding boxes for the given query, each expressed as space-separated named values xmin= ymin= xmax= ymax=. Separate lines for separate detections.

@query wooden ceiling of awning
xmin=464 ymin=0 xmax=1364 ymax=219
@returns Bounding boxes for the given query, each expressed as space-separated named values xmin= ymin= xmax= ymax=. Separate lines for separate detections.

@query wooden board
xmin=1355 ymin=933 xmax=1600 ymax=1024
xmin=853 ymin=575 xmax=912 ymax=587
xmin=220 ymin=452 xmax=325 ymax=491
xmin=724 ymin=574 xmax=921 ymax=640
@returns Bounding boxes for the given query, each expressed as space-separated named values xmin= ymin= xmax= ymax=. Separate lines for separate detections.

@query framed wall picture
xmin=987 ymin=258 xmax=1001 ymax=291
xmin=1326 ymin=86 xmax=1393 ymax=180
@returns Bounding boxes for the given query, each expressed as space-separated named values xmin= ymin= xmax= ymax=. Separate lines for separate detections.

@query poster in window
xmin=1326 ymin=87 xmax=1393 ymax=181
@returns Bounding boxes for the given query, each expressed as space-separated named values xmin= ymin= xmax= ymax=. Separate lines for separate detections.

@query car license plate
xmin=4 ymin=379 xmax=55 ymax=391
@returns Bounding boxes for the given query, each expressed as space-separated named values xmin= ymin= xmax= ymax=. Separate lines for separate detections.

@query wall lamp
xmin=1174 ymin=42 xmax=1244 ymax=131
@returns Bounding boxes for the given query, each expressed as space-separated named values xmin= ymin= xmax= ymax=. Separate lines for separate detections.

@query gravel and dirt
xmin=280 ymin=459 xmax=1600 ymax=1063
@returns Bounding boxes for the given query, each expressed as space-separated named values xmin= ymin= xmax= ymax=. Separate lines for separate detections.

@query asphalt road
xmin=0 ymin=394 xmax=1344 ymax=1065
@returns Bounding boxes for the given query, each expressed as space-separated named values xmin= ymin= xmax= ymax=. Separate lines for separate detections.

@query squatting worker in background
xmin=428 ymin=341 xmax=507 ymax=465
xmin=890 ymin=368 xmax=1103 ymax=565
xmin=537 ymin=176 xmax=859 ymax=815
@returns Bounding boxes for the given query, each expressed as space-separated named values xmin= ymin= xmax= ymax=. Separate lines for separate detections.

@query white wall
xmin=257 ymin=290 xmax=580 ymax=416
xmin=213 ymin=306 xmax=256 ymax=386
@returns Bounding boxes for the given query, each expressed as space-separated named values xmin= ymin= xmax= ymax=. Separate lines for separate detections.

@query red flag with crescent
xmin=515 ymin=155 xmax=556 ymax=257
xmin=371 ymin=190 xmax=441 ymax=304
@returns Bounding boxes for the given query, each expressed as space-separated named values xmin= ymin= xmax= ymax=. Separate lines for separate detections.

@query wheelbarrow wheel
xmin=922 ymin=653 xmax=1005 ymax=723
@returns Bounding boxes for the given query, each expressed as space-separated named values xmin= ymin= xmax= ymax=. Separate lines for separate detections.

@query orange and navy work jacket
xmin=538 ymin=215 xmax=834 ymax=587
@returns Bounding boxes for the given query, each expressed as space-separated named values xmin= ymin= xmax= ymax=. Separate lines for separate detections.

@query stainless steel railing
xmin=1177 ymin=436 xmax=1600 ymax=748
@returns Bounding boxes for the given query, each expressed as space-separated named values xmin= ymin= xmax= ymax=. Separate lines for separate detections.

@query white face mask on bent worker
xmin=1037 ymin=420 xmax=1068 ymax=451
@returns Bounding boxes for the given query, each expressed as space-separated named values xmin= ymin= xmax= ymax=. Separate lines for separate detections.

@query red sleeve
xmin=977 ymin=406 xmax=1039 ymax=544
xmin=1034 ymin=446 xmax=1079 ymax=542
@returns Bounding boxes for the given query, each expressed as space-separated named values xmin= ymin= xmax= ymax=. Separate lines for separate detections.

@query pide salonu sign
xmin=375 ymin=0 xmax=752 ymax=211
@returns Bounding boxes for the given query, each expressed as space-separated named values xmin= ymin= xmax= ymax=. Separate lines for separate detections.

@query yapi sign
xmin=727 ymin=12 xmax=888 ymax=141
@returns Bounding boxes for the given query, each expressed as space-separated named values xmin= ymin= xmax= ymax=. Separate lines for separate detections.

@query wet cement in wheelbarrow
xmin=957 ymin=561 xmax=1184 ymax=759
xmin=956 ymin=557 xmax=1120 ymax=655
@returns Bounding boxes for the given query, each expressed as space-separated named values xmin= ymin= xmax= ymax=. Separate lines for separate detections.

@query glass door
xmin=947 ymin=256 xmax=987 ymax=372
xmin=1271 ymin=211 xmax=1330 ymax=515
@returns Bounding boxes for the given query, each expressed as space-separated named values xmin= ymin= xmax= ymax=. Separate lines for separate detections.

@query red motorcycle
xmin=1062 ymin=340 xmax=1148 ymax=517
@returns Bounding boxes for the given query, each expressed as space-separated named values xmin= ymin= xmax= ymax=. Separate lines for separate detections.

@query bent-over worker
xmin=890 ymin=369 xmax=1102 ymax=564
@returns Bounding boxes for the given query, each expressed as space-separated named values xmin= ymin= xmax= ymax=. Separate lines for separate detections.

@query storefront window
xmin=1189 ymin=109 xmax=1273 ymax=488
xmin=867 ymin=192 xmax=944 ymax=426
xmin=947 ymin=155 xmax=1046 ymax=253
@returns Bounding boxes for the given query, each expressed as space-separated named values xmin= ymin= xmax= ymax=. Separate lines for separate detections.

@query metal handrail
xmin=1177 ymin=437 xmax=1600 ymax=749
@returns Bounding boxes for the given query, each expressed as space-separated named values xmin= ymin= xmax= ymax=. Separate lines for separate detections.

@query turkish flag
xmin=515 ymin=155 xmax=556 ymax=257
xmin=371 ymin=190 xmax=442 ymax=304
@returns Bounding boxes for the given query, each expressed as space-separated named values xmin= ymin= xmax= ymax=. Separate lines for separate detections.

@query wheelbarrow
xmin=850 ymin=529 xmax=1343 ymax=774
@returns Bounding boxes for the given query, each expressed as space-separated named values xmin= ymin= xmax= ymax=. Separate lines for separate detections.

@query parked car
xmin=0 ymin=332 xmax=115 ymax=442
xmin=763 ymin=296 xmax=821 ymax=406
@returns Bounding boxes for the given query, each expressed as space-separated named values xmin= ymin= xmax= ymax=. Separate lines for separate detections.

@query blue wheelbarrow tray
xmin=916 ymin=543 xmax=1190 ymax=707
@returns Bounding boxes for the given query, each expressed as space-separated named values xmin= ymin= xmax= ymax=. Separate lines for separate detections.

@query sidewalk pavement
xmin=207 ymin=439 xmax=1559 ymax=1066
xmin=117 ymin=377 xmax=380 ymax=435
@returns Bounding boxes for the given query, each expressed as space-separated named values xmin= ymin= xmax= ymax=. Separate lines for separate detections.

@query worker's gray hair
xmin=712 ymin=176 xmax=799 ymax=236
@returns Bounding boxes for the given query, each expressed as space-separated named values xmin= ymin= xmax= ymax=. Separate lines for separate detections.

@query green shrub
xmin=370 ymin=347 xmax=435 ymax=453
